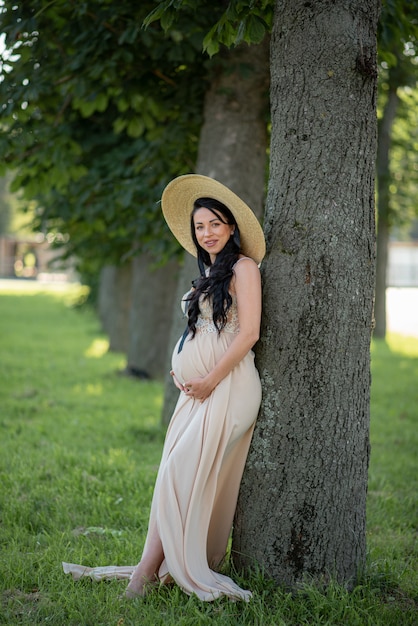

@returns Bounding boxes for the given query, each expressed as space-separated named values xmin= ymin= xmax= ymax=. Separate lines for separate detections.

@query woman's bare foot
xmin=125 ymin=567 xmax=159 ymax=599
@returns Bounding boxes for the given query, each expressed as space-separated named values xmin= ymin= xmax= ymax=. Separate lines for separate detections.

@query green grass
xmin=0 ymin=282 xmax=417 ymax=625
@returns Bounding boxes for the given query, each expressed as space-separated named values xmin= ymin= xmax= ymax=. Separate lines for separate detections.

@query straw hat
xmin=161 ymin=174 xmax=265 ymax=264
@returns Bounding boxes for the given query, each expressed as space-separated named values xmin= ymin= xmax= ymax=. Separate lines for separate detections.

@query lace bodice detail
xmin=196 ymin=294 xmax=239 ymax=335
xmin=181 ymin=291 xmax=239 ymax=335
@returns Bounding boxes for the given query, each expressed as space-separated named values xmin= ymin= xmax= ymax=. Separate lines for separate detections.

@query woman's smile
xmin=193 ymin=207 xmax=234 ymax=261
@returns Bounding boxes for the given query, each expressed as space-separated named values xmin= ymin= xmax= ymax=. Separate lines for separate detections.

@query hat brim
xmin=161 ymin=174 xmax=265 ymax=264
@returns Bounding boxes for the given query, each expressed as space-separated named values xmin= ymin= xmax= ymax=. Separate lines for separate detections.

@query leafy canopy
xmin=0 ymin=1 xmax=211 ymax=272
xmin=144 ymin=0 xmax=273 ymax=56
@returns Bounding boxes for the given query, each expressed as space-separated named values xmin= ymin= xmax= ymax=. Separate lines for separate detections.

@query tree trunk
xmin=161 ymin=39 xmax=270 ymax=424
xmin=126 ymin=253 xmax=180 ymax=379
xmin=97 ymin=263 xmax=132 ymax=353
xmin=233 ymin=0 xmax=379 ymax=588
xmin=374 ymin=81 xmax=400 ymax=338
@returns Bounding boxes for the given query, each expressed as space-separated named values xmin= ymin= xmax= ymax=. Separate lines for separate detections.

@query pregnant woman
xmin=63 ymin=174 xmax=265 ymax=602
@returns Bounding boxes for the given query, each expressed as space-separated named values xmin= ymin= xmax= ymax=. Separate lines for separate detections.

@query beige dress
xmin=63 ymin=267 xmax=262 ymax=601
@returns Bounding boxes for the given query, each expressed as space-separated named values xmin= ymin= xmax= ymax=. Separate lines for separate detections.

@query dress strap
xmin=233 ymin=256 xmax=252 ymax=269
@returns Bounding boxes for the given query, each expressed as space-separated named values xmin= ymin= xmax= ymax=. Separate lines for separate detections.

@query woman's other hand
xmin=170 ymin=370 xmax=186 ymax=392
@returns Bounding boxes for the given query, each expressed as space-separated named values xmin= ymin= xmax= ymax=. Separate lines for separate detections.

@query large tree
xmin=233 ymin=0 xmax=379 ymax=586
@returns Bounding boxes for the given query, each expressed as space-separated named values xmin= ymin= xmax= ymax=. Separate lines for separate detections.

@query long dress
xmin=63 ymin=268 xmax=262 ymax=601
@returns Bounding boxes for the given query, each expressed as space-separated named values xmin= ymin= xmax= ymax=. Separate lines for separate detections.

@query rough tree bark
xmin=374 ymin=68 xmax=400 ymax=339
xmin=233 ymin=0 xmax=379 ymax=588
xmin=161 ymin=39 xmax=270 ymax=424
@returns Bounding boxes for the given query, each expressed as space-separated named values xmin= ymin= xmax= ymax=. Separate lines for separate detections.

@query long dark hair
xmin=186 ymin=198 xmax=241 ymax=336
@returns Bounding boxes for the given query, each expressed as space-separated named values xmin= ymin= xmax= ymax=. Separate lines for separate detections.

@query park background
xmin=1 ymin=1 xmax=418 ymax=624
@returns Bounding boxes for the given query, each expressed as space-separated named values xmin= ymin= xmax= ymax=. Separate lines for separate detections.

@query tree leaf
xmin=244 ymin=15 xmax=266 ymax=45
xmin=127 ymin=118 xmax=145 ymax=138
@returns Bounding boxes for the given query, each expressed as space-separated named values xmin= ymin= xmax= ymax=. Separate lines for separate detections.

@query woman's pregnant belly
xmin=171 ymin=330 xmax=234 ymax=384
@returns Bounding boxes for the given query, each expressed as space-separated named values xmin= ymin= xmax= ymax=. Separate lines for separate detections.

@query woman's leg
xmin=125 ymin=523 xmax=164 ymax=598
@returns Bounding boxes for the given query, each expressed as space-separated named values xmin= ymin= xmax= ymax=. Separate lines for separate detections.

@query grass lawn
xmin=0 ymin=281 xmax=417 ymax=625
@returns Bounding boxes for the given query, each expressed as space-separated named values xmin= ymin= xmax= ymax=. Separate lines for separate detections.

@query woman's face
xmin=193 ymin=207 xmax=235 ymax=262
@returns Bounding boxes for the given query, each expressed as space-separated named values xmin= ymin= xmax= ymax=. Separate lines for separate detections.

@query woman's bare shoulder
xmin=230 ymin=257 xmax=261 ymax=296
xmin=233 ymin=256 xmax=260 ymax=273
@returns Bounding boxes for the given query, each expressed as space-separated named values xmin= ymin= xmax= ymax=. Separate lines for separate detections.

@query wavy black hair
xmin=185 ymin=197 xmax=241 ymax=337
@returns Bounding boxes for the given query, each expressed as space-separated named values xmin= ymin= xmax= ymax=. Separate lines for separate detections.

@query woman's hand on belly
xmin=183 ymin=375 xmax=215 ymax=403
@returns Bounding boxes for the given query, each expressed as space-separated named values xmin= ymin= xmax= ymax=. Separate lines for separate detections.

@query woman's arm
xmin=183 ymin=258 xmax=262 ymax=402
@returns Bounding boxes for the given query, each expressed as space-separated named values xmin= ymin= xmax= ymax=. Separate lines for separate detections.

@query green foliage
xmin=377 ymin=1 xmax=418 ymax=230
xmin=0 ymin=284 xmax=417 ymax=624
xmin=378 ymin=0 xmax=418 ymax=68
xmin=144 ymin=0 xmax=273 ymax=56
xmin=0 ymin=1 xmax=208 ymax=271
xmin=387 ymin=85 xmax=418 ymax=229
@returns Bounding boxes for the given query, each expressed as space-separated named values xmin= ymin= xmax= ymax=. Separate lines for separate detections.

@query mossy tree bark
xmin=233 ymin=0 xmax=379 ymax=587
